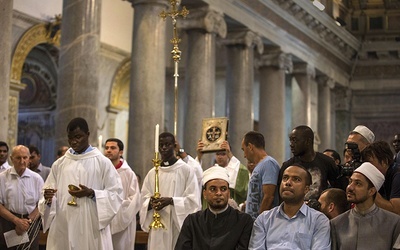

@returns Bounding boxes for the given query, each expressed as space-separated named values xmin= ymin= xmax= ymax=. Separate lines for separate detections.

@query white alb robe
xmin=111 ymin=159 xmax=141 ymax=250
xmin=140 ymin=159 xmax=200 ymax=250
xmin=38 ymin=148 xmax=123 ymax=250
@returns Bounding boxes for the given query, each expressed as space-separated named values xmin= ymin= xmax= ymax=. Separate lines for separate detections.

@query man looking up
xmin=39 ymin=117 xmax=123 ymax=249
xmin=0 ymin=145 xmax=44 ymax=249
xmin=331 ymin=162 xmax=400 ymax=249
xmin=104 ymin=138 xmax=141 ymax=250
xmin=197 ymin=140 xmax=249 ymax=206
xmin=249 ymin=164 xmax=331 ymax=250
xmin=140 ymin=132 xmax=200 ymax=250
xmin=175 ymin=166 xmax=253 ymax=250
xmin=28 ymin=145 xmax=51 ymax=181
xmin=0 ymin=141 xmax=11 ymax=173
xmin=241 ymin=131 xmax=280 ymax=220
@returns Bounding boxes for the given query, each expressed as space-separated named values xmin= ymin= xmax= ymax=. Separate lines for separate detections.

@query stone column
xmin=223 ymin=30 xmax=263 ymax=162
xmin=55 ymin=0 xmax=101 ymax=148
xmin=317 ymin=76 xmax=335 ymax=151
xmin=335 ymin=86 xmax=352 ymax=156
xmin=292 ymin=62 xmax=316 ymax=128
xmin=179 ymin=8 xmax=227 ymax=156
xmin=0 ymin=0 xmax=12 ymax=142
xmin=257 ymin=51 xmax=292 ymax=165
xmin=127 ymin=0 xmax=168 ymax=178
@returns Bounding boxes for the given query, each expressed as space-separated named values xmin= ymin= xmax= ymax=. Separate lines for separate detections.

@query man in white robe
xmin=39 ymin=117 xmax=123 ymax=250
xmin=105 ymin=138 xmax=141 ymax=250
xmin=140 ymin=132 xmax=200 ymax=250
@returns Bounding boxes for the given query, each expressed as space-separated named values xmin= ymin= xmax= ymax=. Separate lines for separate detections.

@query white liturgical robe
xmin=38 ymin=148 xmax=123 ymax=250
xmin=111 ymin=159 xmax=141 ymax=250
xmin=140 ymin=159 xmax=200 ymax=250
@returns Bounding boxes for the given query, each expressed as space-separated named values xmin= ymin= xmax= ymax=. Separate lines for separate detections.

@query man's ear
xmin=328 ymin=202 xmax=335 ymax=213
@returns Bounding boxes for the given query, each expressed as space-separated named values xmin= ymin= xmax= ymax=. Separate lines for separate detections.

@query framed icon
xmin=201 ymin=117 xmax=229 ymax=152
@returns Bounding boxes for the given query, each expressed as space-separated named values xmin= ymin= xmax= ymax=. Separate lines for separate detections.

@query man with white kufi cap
xmin=175 ymin=166 xmax=253 ymax=250
xmin=331 ymin=162 xmax=400 ymax=250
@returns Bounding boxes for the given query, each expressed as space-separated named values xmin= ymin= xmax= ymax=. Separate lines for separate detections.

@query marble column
xmin=257 ymin=51 xmax=292 ymax=165
xmin=179 ymin=8 xmax=227 ymax=157
xmin=0 ymin=0 xmax=12 ymax=142
xmin=317 ymin=76 xmax=335 ymax=152
xmin=292 ymin=63 xmax=316 ymax=128
xmin=223 ymin=30 xmax=263 ymax=162
xmin=55 ymin=0 xmax=101 ymax=148
xmin=127 ymin=0 xmax=168 ymax=177
xmin=335 ymin=86 xmax=352 ymax=156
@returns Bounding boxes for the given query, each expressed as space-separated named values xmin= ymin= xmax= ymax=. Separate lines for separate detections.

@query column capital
xmin=256 ymin=51 xmax=293 ymax=73
xmin=178 ymin=7 xmax=227 ymax=38
xmin=222 ymin=30 xmax=264 ymax=54
xmin=293 ymin=62 xmax=316 ymax=79
xmin=127 ymin=0 xmax=169 ymax=7
xmin=316 ymin=75 xmax=335 ymax=89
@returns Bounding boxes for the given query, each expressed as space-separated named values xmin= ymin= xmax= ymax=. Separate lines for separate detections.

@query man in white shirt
xmin=0 ymin=145 xmax=44 ymax=249
xmin=104 ymin=138 xmax=141 ymax=250
xmin=0 ymin=141 xmax=11 ymax=173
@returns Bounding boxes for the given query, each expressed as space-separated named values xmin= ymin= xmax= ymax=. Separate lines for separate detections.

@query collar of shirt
xmin=209 ymin=204 xmax=229 ymax=215
xmin=115 ymin=160 xmax=123 ymax=170
xmin=70 ymin=145 xmax=94 ymax=155
xmin=278 ymin=202 xmax=307 ymax=220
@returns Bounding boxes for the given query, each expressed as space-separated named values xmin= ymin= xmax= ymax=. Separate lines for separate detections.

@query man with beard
xmin=0 ymin=141 xmax=11 ymax=173
xmin=331 ymin=162 xmax=400 ymax=249
xmin=140 ymin=132 xmax=200 ymax=250
xmin=28 ymin=145 xmax=51 ymax=181
xmin=279 ymin=125 xmax=342 ymax=202
xmin=249 ymin=164 xmax=331 ymax=250
xmin=318 ymin=188 xmax=349 ymax=219
xmin=104 ymin=138 xmax=141 ymax=250
xmin=175 ymin=166 xmax=253 ymax=250
xmin=39 ymin=117 xmax=123 ymax=249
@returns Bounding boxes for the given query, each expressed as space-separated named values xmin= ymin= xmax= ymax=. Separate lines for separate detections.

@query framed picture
xmin=201 ymin=117 xmax=229 ymax=152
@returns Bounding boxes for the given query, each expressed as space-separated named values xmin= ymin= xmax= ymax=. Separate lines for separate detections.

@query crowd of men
xmin=0 ymin=117 xmax=400 ymax=249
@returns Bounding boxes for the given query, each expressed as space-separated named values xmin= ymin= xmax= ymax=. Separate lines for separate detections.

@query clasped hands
xmin=150 ymin=197 xmax=173 ymax=211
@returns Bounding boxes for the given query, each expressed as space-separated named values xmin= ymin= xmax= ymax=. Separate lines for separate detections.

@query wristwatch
xmin=178 ymin=148 xmax=185 ymax=155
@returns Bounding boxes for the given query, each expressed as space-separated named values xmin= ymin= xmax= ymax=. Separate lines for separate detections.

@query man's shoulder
xmin=331 ymin=209 xmax=351 ymax=225
xmin=258 ymin=156 xmax=280 ymax=169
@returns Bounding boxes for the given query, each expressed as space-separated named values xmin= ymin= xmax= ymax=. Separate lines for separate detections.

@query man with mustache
xmin=249 ymin=164 xmax=330 ymax=250
xmin=331 ymin=162 xmax=400 ymax=249
xmin=175 ymin=166 xmax=253 ymax=250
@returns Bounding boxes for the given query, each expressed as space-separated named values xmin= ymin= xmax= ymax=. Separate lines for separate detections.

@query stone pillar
xmin=292 ymin=62 xmax=316 ymax=128
xmin=179 ymin=8 xmax=227 ymax=156
xmin=335 ymin=86 xmax=352 ymax=156
xmin=127 ymin=0 xmax=168 ymax=177
xmin=257 ymin=51 xmax=292 ymax=165
xmin=0 ymin=0 xmax=12 ymax=142
xmin=317 ymin=76 xmax=335 ymax=152
xmin=223 ymin=30 xmax=263 ymax=162
xmin=55 ymin=0 xmax=101 ymax=148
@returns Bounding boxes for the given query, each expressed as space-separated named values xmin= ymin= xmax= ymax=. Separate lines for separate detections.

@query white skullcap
xmin=352 ymin=125 xmax=375 ymax=144
xmin=355 ymin=162 xmax=385 ymax=190
xmin=202 ymin=166 xmax=229 ymax=186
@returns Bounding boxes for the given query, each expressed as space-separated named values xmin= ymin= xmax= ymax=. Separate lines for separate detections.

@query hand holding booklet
xmin=3 ymin=229 xmax=29 ymax=248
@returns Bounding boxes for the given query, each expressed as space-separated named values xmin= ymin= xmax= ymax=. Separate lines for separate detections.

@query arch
xmin=11 ymin=20 xmax=61 ymax=82
xmin=109 ymin=58 xmax=131 ymax=111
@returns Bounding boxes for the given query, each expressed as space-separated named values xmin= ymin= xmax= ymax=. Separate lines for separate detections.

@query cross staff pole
xmin=160 ymin=0 xmax=189 ymax=137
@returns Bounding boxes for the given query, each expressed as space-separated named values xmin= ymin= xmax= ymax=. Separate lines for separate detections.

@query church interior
xmin=1 ymin=0 xmax=400 ymax=178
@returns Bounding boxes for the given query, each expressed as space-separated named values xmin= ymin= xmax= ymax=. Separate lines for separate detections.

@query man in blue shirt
xmin=249 ymin=164 xmax=331 ymax=250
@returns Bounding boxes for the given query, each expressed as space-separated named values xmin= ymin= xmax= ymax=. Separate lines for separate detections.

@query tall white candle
xmin=155 ymin=124 xmax=159 ymax=153
xmin=98 ymin=135 xmax=103 ymax=151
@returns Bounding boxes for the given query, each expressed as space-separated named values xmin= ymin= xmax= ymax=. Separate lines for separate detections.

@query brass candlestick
xmin=149 ymin=152 xmax=165 ymax=230
xmin=67 ymin=184 xmax=80 ymax=206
